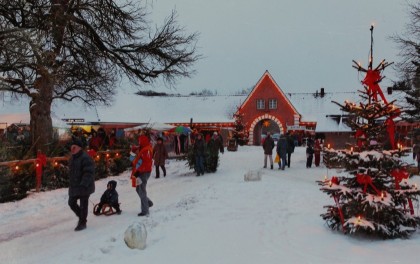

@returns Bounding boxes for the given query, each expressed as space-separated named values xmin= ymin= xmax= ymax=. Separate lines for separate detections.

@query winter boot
xmin=114 ymin=204 xmax=122 ymax=215
xmin=75 ymin=219 xmax=87 ymax=231
xmin=94 ymin=205 xmax=102 ymax=216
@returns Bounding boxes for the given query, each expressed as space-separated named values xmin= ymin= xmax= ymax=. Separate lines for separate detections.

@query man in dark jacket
xmin=68 ymin=138 xmax=95 ymax=231
xmin=262 ymin=132 xmax=275 ymax=169
xmin=193 ymin=134 xmax=206 ymax=176
xmin=208 ymin=131 xmax=224 ymax=154
xmin=276 ymin=134 xmax=288 ymax=170
xmin=286 ymin=132 xmax=295 ymax=168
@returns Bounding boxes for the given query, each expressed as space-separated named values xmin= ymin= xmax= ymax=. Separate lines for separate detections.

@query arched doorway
xmin=249 ymin=115 xmax=284 ymax=145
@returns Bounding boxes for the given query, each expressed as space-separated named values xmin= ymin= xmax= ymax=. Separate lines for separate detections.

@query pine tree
xmin=233 ymin=108 xmax=249 ymax=146
xmin=185 ymin=145 xmax=219 ymax=174
xmin=318 ymin=26 xmax=420 ymax=239
xmin=392 ymin=67 xmax=420 ymax=122
xmin=392 ymin=2 xmax=420 ymax=122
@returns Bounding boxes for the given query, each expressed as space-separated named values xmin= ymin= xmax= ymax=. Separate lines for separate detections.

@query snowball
xmin=124 ymin=222 xmax=147 ymax=250
xmin=244 ymin=169 xmax=262 ymax=182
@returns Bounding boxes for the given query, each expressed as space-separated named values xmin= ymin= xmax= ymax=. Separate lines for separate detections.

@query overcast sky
xmin=133 ymin=0 xmax=413 ymax=95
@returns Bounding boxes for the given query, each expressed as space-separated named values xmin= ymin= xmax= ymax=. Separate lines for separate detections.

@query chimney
xmin=320 ymin=88 xmax=325 ymax=97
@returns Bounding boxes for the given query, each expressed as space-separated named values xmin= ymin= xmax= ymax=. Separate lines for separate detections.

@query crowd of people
xmin=193 ymin=131 xmax=224 ymax=176
xmin=66 ymin=126 xmax=420 ymax=232
xmin=262 ymin=132 xmax=323 ymax=170
xmin=71 ymin=127 xmax=119 ymax=151
xmin=67 ymin=128 xmax=228 ymax=231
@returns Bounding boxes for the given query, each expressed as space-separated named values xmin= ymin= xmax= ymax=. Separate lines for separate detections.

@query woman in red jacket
xmin=131 ymin=135 xmax=154 ymax=216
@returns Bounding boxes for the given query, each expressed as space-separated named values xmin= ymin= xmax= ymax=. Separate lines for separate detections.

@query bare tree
xmin=392 ymin=1 xmax=420 ymax=122
xmin=0 ymin=0 xmax=199 ymax=153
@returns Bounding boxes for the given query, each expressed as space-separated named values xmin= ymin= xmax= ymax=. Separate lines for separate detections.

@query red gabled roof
xmin=236 ymin=70 xmax=300 ymax=116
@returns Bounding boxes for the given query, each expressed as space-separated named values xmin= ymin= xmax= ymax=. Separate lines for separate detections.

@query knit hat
xmin=71 ymin=138 xmax=84 ymax=148
xmin=107 ymin=180 xmax=117 ymax=190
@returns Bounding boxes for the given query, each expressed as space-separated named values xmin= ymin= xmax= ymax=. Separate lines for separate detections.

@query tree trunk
xmin=30 ymin=74 xmax=54 ymax=155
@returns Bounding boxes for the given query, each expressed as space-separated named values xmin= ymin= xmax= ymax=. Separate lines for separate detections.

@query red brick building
xmin=236 ymin=71 xmax=315 ymax=145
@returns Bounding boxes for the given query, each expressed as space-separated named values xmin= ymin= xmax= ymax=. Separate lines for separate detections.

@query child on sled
xmin=94 ymin=180 xmax=122 ymax=215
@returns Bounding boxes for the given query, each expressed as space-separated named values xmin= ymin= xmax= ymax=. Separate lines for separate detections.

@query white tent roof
xmin=124 ymin=122 xmax=175 ymax=132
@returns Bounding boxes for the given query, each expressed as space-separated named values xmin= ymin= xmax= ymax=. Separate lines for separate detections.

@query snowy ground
xmin=1 ymin=146 xmax=420 ymax=264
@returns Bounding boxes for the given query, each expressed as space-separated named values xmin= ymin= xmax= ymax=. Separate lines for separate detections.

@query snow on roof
xmin=0 ymin=87 xmax=405 ymax=133
xmin=93 ymin=94 xmax=245 ymax=123
xmin=285 ymin=92 xmax=359 ymax=122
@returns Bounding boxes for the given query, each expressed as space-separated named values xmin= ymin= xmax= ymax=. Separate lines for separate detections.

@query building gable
xmin=238 ymin=71 xmax=299 ymax=116
xmin=236 ymin=71 xmax=301 ymax=133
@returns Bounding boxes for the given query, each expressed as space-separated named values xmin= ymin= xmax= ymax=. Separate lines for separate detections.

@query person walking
xmin=262 ymin=132 xmax=275 ymax=169
xmin=88 ymin=131 xmax=102 ymax=151
xmin=413 ymin=132 xmax=420 ymax=173
xmin=306 ymin=142 xmax=315 ymax=168
xmin=208 ymin=131 xmax=224 ymax=154
xmin=193 ymin=133 xmax=206 ymax=176
xmin=68 ymin=138 xmax=95 ymax=231
xmin=276 ymin=134 xmax=288 ymax=170
xmin=314 ymin=138 xmax=322 ymax=167
xmin=131 ymin=135 xmax=154 ymax=216
xmin=286 ymin=132 xmax=295 ymax=168
xmin=153 ymin=137 xmax=168 ymax=178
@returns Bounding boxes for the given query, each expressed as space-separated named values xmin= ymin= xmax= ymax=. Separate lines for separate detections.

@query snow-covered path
xmin=1 ymin=146 xmax=420 ymax=264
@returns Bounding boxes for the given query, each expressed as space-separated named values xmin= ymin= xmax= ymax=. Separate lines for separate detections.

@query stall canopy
xmin=168 ymin=125 xmax=192 ymax=135
xmin=124 ymin=122 xmax=175 ymax=132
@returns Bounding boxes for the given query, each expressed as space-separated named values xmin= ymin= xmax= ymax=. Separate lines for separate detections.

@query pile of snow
xmin=124 ymin=222 xmax=147 ymax=250
xmin=244 ymin=169 xmax=262 ymax=181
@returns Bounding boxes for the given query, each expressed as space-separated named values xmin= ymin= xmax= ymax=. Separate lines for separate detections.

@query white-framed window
xmin=268 ymin=99 xmax=277 ymax=109
xmin=256 ymin=99 xmax=265 ymax=109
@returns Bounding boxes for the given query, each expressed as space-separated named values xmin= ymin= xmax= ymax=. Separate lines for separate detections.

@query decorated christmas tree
xmin=233 ymin=107 xmax=249 ymax=146
xmin=318 ymin=26 xmax=420 ymax=239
